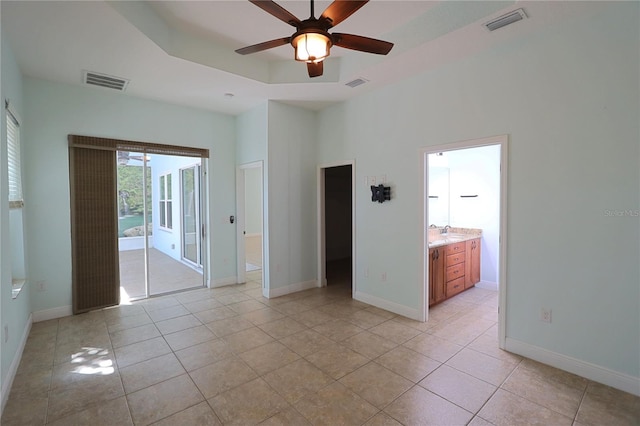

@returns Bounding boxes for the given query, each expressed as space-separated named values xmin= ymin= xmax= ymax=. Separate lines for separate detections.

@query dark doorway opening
xmin=324 ymin=165 xmax=353 ymax=294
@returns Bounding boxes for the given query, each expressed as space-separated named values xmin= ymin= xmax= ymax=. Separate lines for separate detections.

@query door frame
xmin=236 ymin=161 xmax=265 ymax=287
xmin=317 ymin=160 xmax=356 ymax=293
xmin=179 ymin=162 xmax=203 ymax=269
xmin=421 ymin=135 xmax=508 ymax=348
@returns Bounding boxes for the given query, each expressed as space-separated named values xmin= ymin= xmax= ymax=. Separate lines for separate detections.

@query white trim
xmin=1 ymin=314 xmax=32 ymax=415
xmin=421 ymin=135 xmax=508 ymax=349
xmin=354 ymin=291 xmax=421 ymax=321
xmin=32 ymin=305 xmax=72 ymax=322
xmin=317 ymin=160 xmax=356 ymax=293
xmin=236 ymin=161 xmax=265 ymax=288
xmin=268 ymin=280 xmax=317 ymax=299
xmin=211 ymin=276 xmax=238 ymax=288
xmin=505 ymin=337 xmax=640 ymax=397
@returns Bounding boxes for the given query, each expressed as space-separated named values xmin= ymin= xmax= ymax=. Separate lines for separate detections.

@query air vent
xmin=484 ymin=8 xmax=527 ymax=32
xmin=345 ymin=77 xmax=369 ymax=88
xmin=83 ymin=71 xmax=129 ymax=91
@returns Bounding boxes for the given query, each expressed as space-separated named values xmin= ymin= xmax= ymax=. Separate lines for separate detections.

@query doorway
xmin=318 ymin=162 xmax=355 ymax=294
xmin=117 ymin=152 xmax=205 ymax=301
xmin=236 ymin=162 xmax=265 ymax=289
xmin=422 ymin=135 xmax=508 ymax=347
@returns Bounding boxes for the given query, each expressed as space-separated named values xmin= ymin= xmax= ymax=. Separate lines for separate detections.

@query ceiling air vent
xmin=345 ymin=77 xmax=369 ymax=88
xmin=484 ymin=8 xmax=527 ymax=32
xmin=83 ymin=71 xmax=129 ymax=91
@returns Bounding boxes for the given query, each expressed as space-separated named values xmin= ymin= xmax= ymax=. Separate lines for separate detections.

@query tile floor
xmin=2 ymin=272 xmax=639 ymax=425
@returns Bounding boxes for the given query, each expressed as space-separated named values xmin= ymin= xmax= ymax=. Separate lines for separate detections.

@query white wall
xmin=23 ymin=78 xmax=237 ymax=313
xmin=317 ymin=2 xmax=639 ymax=384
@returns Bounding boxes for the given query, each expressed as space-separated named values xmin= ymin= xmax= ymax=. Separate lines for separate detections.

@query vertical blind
xmin=7 ymin=104 xmax=23 ymax=209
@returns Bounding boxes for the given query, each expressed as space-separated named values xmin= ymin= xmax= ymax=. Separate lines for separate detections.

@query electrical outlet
xmin=381 ymin=272 xmax=387 ymax=282
xmin=540 ymin=308 xmax=552 ymax=323
xmin=36 ymin=280 xmax=46 ymax=292
xmin=4 ymin=325 xmax=8 ymax=343
xmin=364 ymin=268 xmax=369 ymax=278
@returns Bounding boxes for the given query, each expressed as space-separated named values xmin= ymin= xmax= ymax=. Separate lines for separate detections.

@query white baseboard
xmin=210 ymin=276 xmax=238 ymax=288
xmin=354 ymin=291 xmax=421 ymax=321
xmin=268 ymin=280 xmax=318 ymax=299
xmin=33 ymin=305 xmax=72 ymax=322
xmin=476 ymin=280 xmax=498 ymax=291
xmin=1 ymin=314 xmax=32 ymax=415
xmin=505 ymin=337 xmax=640 ymax=397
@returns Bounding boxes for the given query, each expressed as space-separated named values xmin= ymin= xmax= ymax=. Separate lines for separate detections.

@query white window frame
xmin=159 ymin=172 xmax=172 ymax=230
xmin=7 ymin=100 xmax=23 ymax=209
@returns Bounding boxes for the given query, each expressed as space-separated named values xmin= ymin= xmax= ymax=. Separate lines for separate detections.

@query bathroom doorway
xmin=422 ymin=135 xmax=508 ymax=347
xmin=236 ymin=161 xmax=265 ymax=289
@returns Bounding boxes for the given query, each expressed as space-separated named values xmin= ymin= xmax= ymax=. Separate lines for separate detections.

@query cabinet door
xmin=429 ymin=248 xmax=446 ymax=305
xmin=465 ymin=238 xmax=481 ymax=288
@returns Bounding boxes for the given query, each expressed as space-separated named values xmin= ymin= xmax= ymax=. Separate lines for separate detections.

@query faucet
xmin=443 ymin=225 xmax=451 ymax=234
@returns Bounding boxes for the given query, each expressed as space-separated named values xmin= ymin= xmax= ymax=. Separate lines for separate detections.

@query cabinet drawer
xmin=446 ymin=252 xmax=465 ymax=267
xmin=445 ymin=242 xmax=466 ymax=255
xmin=446 ymin=277 xmax=465 ymax=297
xmin=446 ymin=264 xmax=465 ymax=281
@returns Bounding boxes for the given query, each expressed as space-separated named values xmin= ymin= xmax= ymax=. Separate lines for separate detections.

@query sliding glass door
xmin=117 ymin=152 xmax=204 ymax=300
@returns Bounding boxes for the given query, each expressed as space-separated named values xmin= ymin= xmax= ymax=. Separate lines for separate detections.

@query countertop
xmin=428 ymin=229 xmax=481 ymax=248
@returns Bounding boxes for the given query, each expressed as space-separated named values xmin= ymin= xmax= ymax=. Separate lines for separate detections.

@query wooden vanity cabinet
xmin=465 ymin=238 xmax=481 ymax=288
xmin=428 ymin=247 xmax=445 ymax=306
xmin=444 ymin=242 xmax=466 ymax=298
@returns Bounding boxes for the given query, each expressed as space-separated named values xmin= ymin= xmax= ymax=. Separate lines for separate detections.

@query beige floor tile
xmin=0 ymin=396 xmax=48 ymax=425
xmin=7 ymin=365 xmax=52 ymax=400
xmin=274 ymin=300 xmax=315 ymax=316
xmin=190 ymin=356 xmax=257 ymax=399
xmin=467 ymin=415 xmax=495 ymax=426
xmin=446 ymin=348 xmax=519 ymax=386
xmin=216 ymin=292 xmax=253 ymax=305
xmin=140 ymin=296 xmax=181 ymax=312
xmin=47 ymin=372 xmax=125 ymax=423
xmin=110 ymin=323 xmax=160 ymax=348
xmin=376 ymin=346 xmax=441 ymax=383
xmin=478 ymin=389 xmax=573 ymax=425
xmin=312 ymin=319 xmax=364 ymax=341
xmin=30 ymin=318 xmax=60 ymax=335
xmin=182 ymin=298 xmax=223 ymax=313
xmin=164 ymin=325 xmax=216 ymax=351
xmin=259 ymin=317 xmax=307 ymax=339
xmin=344 ymin=309 xmax=389 ymax=329
xmin=146 ymin=304 xmax=190 ymax=322
xmin=260 ymin=406 xmax=312 ymax=425
xmin=429 ymin=316 xmax=496 ymax=346
xmin=206 ymin=316 xmax=255 ymax=337
xmin=126 ymin=374 xmax=204 ymax=426
xmin=263 ymin=359 xmax=334 ymax=404
xmin=502 ymin=363 xmax=585 ymax=418
xmin=305 ymin=343 xmax=369 ymax=379
xmin=369 ymin=320 xmax=422 ymax=344
xmin=294 ymin=381 xmax=379 ymax=426
xmin=364 ymin=306 xmax=397 ymax=320
xmin=419 ymin=364 xmax=497 ymax=413
xmin=289 ymin=309 xmax=335 ymax=328
xmin=105 ymin=311 xmax=152 ymax=333
xmin=120 ymin=352 xmax=186 ymax=394
xmin=47 ymin=396 xmax=133 ymax=426
xmin=575 ymin=382 xmax=640 ymax=426
xmin=174 ymin=338 xmax=233 ymax=371
xmin=50 ymin=349 xmax=116 ymax=390
xmin=54 ymin=334 xmax=113 ymax=366
xmin=340 ymin=362 xmax=413 ymax=409
xmin=153 ymin=401 xmax=222 ymax=425
xmin=467 ymin=332 xmax=523 ymax=363
xmin=403 ymin=333 xmax=463 ymax=363
xmin=209 ymin=377 xmax=290 ymax=425
xmin=279 ymin=329 xmax=334 ymax=357
xmin=364 ymin=412 xmax=404 ymax=426
xmin=239 ymin=341 xmax=301 ymax=375
xmin=383 ymin=385 xmax=473 ymax=425
xmin=341 ymin=331 xmax=398 ymax=359
xmin=227 ymin=299 xmax=268 ymax=314
xmin=223 ymin=327 xmax=275 ymax=353
xmin=155 ymin=314 xmax=202 ymax=335
xmin=240 ymin=307 xmax=287 ymax=325
xmin=194 ymin=306 xmax=238 ymax=323
xmin=114 ymin=336 xmax=172 ymax=368
xmin=392 ymin=315 xmax=438 ymax=333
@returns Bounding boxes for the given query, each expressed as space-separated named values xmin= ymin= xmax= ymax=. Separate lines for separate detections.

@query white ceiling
xmin=2 ymin=1 xmax=606 ymax=115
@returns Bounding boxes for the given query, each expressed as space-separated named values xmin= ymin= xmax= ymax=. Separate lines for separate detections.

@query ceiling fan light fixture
xmin=292 ymin=32 xmax=331 ymax=62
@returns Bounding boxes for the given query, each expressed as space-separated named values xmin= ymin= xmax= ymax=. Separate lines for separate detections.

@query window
xmin=7 ymin=103 xmax=23 ymax=209
xmin=159 ymin=173 xmax=172 ymax=229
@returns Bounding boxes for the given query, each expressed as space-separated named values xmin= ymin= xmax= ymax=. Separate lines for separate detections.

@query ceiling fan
xmin=235 ymin=0 xmax=394 ymax=78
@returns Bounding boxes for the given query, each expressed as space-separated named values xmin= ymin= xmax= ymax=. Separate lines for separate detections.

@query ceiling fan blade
xmin=249 ymin=0 xmax=301 ymax=27
xmin=307 ymin=61 xmax=324 ymax=78
xmin=320 ymin=0 xmax=368 ymax=28
xmin=235 ymin=37 xmax=290 ymax=55
xmin=332 ymin=33 xmax=393 ymax=55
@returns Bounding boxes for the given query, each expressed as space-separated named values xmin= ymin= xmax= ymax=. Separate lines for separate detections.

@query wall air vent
xmin=345 ymin=77 xmax=369 ymax=88
xmin=484 ymin=8 xmax=527 ymax=32
xmin=83 ymin=71 xmax=129 ymax=91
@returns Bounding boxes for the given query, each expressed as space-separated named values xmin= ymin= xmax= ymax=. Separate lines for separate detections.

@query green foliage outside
xmin=117 ymin=164 xmax=152 ymax=216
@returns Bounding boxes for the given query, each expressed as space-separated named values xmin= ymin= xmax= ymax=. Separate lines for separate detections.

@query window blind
xmin=7 ymin=107 xmax=23 ymax=208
